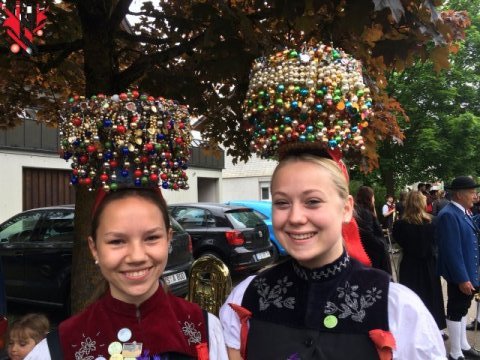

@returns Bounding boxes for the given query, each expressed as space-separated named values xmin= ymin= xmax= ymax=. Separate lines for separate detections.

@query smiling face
xmin=89 ymin=196 xmax=172 ymax=306
xmin=271 ymin=159 xmax=353 ymax=269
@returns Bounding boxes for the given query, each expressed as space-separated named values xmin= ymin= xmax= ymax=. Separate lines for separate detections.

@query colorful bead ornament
xmin=59 ymin=90 xmax=192 ymax=191
xmin=243 ymin=43 xmax=373 ymax=158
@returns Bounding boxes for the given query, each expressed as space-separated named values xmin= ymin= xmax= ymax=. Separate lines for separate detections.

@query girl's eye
xmin=107 ymin=239 xmax=124 ymax=245
xmin=306 ymin=199 xmax=322 ymax=206
xmin=146 ymin=234 xmax=161 ymax=242
xmin=273 ymin=200 xmax=289 ymax=209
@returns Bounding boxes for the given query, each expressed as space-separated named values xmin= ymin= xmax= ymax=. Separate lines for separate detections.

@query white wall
xmin=223 ymin=177 xmax=263 ymax=201
xmin=0 ymin=150 xmax=71 ymax=222
xmin=0 ymin=150 xmax=223 ymax=222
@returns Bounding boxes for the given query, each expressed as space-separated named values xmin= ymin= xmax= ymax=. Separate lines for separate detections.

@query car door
xmin=170 ymin=206 xmax=210 ymax=247
xmin=24 ymin=209 xmax=74 ymax=306
xmin=0 ymin=210 xmax=43 ymax=300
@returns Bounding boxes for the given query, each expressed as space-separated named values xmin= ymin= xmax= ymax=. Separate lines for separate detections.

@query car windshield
xmin=226 ymin=210 xmax=263 ymax=229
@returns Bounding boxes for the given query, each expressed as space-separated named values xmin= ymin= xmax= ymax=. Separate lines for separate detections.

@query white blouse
xmin=220 ymin=276 xmax=446 ymax=360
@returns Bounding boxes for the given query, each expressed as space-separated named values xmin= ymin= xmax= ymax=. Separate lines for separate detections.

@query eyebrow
xmin=273 ymin=189 xmax=326 ymax=197
xmin=103 ymin=227 xmax=164 ymax=237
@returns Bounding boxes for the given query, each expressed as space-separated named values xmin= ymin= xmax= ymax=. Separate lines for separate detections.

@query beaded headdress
xmin=243 ymin=43 xmax=373 ymax=159
xmin=59 ymin=90 xmax=192 ymax=192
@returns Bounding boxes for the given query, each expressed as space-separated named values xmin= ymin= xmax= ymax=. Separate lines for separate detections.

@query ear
xmin=343 ymin=195 xmax=354 ymax=223
xmin=167 ymin=228 xmax=173 ymax=243
xmin=88 ymin=236 xmax=98 ymax=263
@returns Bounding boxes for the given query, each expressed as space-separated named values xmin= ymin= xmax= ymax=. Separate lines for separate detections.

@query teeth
xmin=125 ymin=269 xmax=148 ymax=278
xmin=289 ymin=232 xmax=315 ymax=240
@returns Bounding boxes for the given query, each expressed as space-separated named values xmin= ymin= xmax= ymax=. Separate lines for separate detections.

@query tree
xmin=0 ymin=0 xmax=471 ymax=312
xmin=374 ymin=1 xmax=480 ymax=193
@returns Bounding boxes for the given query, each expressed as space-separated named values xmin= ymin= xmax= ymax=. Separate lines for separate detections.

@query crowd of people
xmin=0 ymin=146 xmax=479 ymax=359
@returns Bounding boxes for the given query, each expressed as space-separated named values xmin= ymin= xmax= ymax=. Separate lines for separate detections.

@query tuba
xmin=187 ymin=254 xmax=232 ymax=316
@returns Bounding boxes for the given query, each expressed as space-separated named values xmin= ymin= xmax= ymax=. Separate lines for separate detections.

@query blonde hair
xmin=272 ymin=154 xmax=349 ymax=200
xmin=402 ymin=191 xmax=432 ymax=225
xmin=7 ymin=313 xmax=50 ymax=344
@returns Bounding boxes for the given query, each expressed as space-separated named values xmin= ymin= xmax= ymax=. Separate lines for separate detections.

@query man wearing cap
xmin=437 ymin=176 xmax=480 ymax=360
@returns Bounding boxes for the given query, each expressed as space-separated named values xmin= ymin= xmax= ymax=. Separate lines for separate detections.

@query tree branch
xmin=109 ymin=0 xmax=133 ymax=33
xmin=115 ymin=32 xmax=205 ymax=91
xmin=37 ymin=39 xmax=84 ymax=53
xmin=116 ymin=30 xmax=170 ymax=46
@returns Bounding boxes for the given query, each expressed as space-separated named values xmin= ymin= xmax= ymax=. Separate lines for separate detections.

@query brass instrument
xmin=187 ymin=254 xmax=232 ymax=316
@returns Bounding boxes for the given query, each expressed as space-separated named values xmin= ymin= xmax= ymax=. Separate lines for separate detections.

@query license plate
xmin=255 ymin=251 xmax=271 ymax=261
xmin=164 ymin=271 xmax=187 ymax=285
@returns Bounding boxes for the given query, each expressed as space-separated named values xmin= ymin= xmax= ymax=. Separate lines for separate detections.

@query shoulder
xmin=388 ymin=283 xmax=445 ymax=358
xmin=24 ymin=338 xmax=51 ymax=360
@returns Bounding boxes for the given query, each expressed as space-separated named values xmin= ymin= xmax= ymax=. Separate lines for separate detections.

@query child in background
xmin=7 ymin=314 xmax=49 ymax=360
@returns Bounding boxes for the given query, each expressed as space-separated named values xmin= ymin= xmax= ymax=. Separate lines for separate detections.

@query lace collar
xmin=292 ymin=251 xmax=350 ymax=282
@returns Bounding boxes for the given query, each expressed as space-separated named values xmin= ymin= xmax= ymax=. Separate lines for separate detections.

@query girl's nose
xmin=127 ymin=240 xmax=148 ymax=262
xmin=288 ymin=203 xmax=307 ymax=224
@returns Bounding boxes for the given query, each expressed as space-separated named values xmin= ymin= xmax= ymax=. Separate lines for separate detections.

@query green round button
xmin=323 ymin=315 xmax=338 ymax=329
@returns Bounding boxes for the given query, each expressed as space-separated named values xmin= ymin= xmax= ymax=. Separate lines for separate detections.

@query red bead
xmin=87 ymin=145 xmax=96 ymax=153
xmin=134 ymin=169 xmax=142 ymax=178
xmin=160 ymin=173 xmax=168 ymax=180
xmin=72 ymin=117 xmax=82 ymax=127
xmin=117 ymin=125 xmax=126 ymax=134
xmin=141 ymin=156 xmax=149 ymax=164
xmin=84 ymin=178 xmax=92 ymax=185
xmin=79 ymin=155 xmax=88 ymax=164
xmin=149 ymin=174 xmax=159 ymax=182
xmin=145 ymin=143 xmax=154 ymax=152
xmin=147 ymin=96 xmax=155 ymax=102
xmin=131 ymin=115 xmax=138 ymax=122
xmin=132 ymin=90 xmax=139 ymax=98
xmin=109 ymin=160 xmax=118 ymax=168
xmin=175 ymin=137 xmax=183 ymax=144
xmin=119 ymin=93 xmax=128 ymax=101
xmin=100 ymin=174 xmax=109 ymax=181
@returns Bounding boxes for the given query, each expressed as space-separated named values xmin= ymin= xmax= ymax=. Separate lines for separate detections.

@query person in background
xmin=6 ymin=313 xmax=49 ymax=360
xmin=432 ymin=190 xmax=450 ymax=216
xmin=436 ymin=176 xmax=480 ymax=360
xmin=354 ymin=186 xmax=392 ymax=275
xmin=381 ymin=195 xmax=395 ymax=234
xmin=220 ymin=143 xmax=445 ymax=360
xmin=395 ymin=191 xmax=408 ymax=220
xmin=392 ymin=191 xmax=446 ymax=335
xmin=26 ymin=187 xmax=227 ymax=360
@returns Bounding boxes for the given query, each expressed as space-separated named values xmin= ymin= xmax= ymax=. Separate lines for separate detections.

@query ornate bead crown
xmin=243 ymin=43 xmax=374 ymax=159
xmin=59 ymin=90 xmax=192 ymax=191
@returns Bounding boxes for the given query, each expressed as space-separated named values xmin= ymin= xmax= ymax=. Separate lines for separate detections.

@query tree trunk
xmin=70 ymin=1 xmax=117 ymax=313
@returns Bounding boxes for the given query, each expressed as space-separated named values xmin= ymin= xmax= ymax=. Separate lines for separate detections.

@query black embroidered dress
xmin=234 ymin=252 xmax=392 ymax=360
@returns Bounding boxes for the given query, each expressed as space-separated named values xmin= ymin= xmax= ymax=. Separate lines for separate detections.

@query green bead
xmin=332 ymin=50 xmax=340 ymax=60
xmin=155 ymin=144 xmax=162 ymax=151
xmin=109 ymin=183 xmax=118 ymax=191
xmin=334 ymin=89 xmax=342 ymax=96
xmin=279 ymin=124 xmax=285 ymax=132
xmin=275 ymin=98 xmax=283 ymax=106
xmin=294 ymin=86 xmax=300 ymax=93
xmin=105 ymin=141 xmax=112 ymax=149
xmin=141 ymin=176 xmax=149 ymax=184
xmin=307 ymin=133 xmax=315 ymax=141
xmin=271 ymin=135 xmax=277 ymax=142
xmin=316 ymin=121 xmax=324 ymax=128
xmin=257 ymin=105 xmax=264 ymax=112
xmin=357 ymin=90 xmax=365 ymax=97
xmin=140 ymin=94 xmax=148 ymax=101
xmin=316 ymin=89 xmax=324 ymax=97
xmin=247 ymin=99 xmax=253 ymax=106
xmin=289 ymin=50 xmax=298 ymax=58
xmin=333 ymin=95 xmax=341 ymax=103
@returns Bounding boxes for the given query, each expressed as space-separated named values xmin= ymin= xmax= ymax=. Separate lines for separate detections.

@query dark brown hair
xmin=355 ymin=186 xmax=375 ymax=213
xmin=90 ymin=187 xmax=171 ymax=241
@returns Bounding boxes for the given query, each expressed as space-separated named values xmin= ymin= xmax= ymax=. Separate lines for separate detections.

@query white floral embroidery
xmin=324 ymin=281 xmax=382 ymax=322
xmin=254 ymin=276 xmax=296 ymax=311
xmin=74 ymin=336 xmax=97 ymax=360
xmin=181 ymin=321 xmax=202 ymax=344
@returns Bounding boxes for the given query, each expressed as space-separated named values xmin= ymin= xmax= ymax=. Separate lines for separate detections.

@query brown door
xmin=23 ymin=168 xmax=75 ymax=210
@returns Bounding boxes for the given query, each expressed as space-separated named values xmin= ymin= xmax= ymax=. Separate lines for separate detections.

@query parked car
xmin=0 ymin=205 xmax=193 ymax=313
xmin=225 ymin=200 xmax=287 ymax=258
xmin=169 ymin=203 xmax=274 ymax=273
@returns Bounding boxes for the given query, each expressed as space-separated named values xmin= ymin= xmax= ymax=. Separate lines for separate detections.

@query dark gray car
xmin=0 ymin=205 xmax=193 ymax=314
xmin=169 ymin=203 xmax=274 ymax=273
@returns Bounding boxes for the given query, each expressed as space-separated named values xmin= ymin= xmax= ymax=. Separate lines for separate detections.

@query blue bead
xmin=315 ymin=104 xmax=323 ymax=112
xmin=103 ymin=119 xmax=112 ymax=127
xmin=299 ymin=135 xmax=306 ymax=142
xmin=70 ymin=176 xmax=78 ymax=184
xmin=122 ymin=147 xmax=129 ymax=155
xmin=162 ymin=181 xmax=169 ymax=189
xmin=284 ymin=116 xmax=292 ymax=124
xmin=134 ymin=178 xmax=141 ymax=186
xmin=121 ymin=170 xmax=129 ymax=177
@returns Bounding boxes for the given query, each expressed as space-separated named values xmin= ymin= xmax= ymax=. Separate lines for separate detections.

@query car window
xmin=226 ymin=210 xmax=263 ymax=229
xmin=38 ymin=210 xmax=74 ymax=243
xmin=172 ymin=207 xmax=214 ymax=229
xmin=0 ymin=212 xmax=42 ymax=243
xmin=252 ymin=210 xmax=268 ymax=220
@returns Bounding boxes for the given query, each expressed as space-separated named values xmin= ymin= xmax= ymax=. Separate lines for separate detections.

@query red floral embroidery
xmin=369 ymin=329 xmax=396 ymax=360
